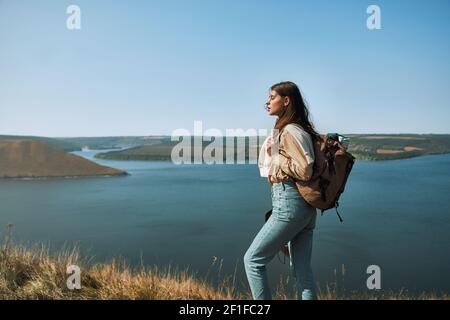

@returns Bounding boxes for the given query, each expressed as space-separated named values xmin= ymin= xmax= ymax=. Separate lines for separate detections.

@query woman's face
xmin=265 ymin=90 xmax=289 ymax=116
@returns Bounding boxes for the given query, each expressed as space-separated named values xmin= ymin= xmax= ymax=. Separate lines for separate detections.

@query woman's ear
xmin=284 ymin=96 xmax=290 ymax=107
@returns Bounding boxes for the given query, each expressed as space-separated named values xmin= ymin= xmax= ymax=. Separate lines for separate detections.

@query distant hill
xmin=0 ymin=135 xmax=81 ymax=152
xmin=0 ymin=135 xmax=172 ymax=152
xmin=346 ymin=134 xmax=450 ymax=160
xmin=3 ymin=134 xmax=449 ymax=163
xmin=58 ymin=136 xmax=173 ymax=150
xmin=0 ymin=140 xmax=127 ymax=178
xmin=96 ymin=144 xmax=177 ymax=161
xmin=95 ymin=137 xmax=260 ymax=162
xmin=95 ymin=134 xmax=450 ymax=162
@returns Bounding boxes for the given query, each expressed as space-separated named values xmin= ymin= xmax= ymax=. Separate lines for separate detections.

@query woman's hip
xmin=271 ymin=178 xmax=317 ymax=223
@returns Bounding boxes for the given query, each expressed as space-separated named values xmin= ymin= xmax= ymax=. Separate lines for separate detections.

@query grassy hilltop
xmin=0 ymin=135 xmax=80 ymax=152
xmin=1 ymin=241 xmax=449 ymax=300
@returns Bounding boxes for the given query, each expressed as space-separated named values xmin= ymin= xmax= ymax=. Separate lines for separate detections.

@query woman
xmin=244 ymin=81 xmax=319 ymax=300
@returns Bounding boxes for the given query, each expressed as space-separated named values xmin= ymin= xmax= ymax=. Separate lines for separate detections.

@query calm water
xmin=1 ymin=151 xmax=450 ymax=295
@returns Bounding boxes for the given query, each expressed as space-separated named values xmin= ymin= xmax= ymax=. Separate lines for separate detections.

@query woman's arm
xmin=270 ymin=129 xmax=315 ymax=182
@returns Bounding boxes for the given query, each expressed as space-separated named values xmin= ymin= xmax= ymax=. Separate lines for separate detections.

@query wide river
xmin=1 ymin=151 xmax=449 ymax=295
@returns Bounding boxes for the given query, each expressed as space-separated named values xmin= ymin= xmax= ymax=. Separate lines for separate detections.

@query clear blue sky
xmin=1 ymin=0 xmax=449 ymax=137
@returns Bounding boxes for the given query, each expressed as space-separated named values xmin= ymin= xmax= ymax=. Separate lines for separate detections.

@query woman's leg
xmin=244 ymin=200 xmax=315 ymax=300
xmin=289 ymin=212 xmax=318 ymax=300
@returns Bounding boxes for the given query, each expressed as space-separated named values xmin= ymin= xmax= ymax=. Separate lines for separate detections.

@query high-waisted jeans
xmin=244 ymin=178 xmax=318 ymax=300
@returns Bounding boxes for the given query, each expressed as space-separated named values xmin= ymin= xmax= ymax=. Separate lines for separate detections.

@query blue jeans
xmin=244 ymin=179 xmax=318 ymax=300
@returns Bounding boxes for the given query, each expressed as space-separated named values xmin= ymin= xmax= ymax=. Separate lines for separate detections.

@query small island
xmin=0 ymin=140 xmax=127 ymax=178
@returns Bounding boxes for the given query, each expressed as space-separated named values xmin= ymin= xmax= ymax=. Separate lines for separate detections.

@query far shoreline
xmin=93 ymin=151 xmax=450 ymax=163
xmin=0 ymin=172 xmax=129 ymax=180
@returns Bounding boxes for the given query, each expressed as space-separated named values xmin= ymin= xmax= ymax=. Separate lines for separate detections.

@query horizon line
xmin=2 ymin=132 xmax=450 ymax=139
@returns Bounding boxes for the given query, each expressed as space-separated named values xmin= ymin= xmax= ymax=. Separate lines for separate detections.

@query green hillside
xmin=95 ymin=134 xmax=450 ymax=162
xmin=95 ymin=137 xmax=260 ymax=162
xmin=59 ymin=136 xmax=173 ymax=150
xmin=346 ymin=134 xmax=450 ymax=160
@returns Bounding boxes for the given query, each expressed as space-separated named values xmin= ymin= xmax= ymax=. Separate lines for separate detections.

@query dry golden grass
xmin=0 ymin=242 xmax=247 ymax=300
xmin=1 ymin=238 xmax=449 ymax=300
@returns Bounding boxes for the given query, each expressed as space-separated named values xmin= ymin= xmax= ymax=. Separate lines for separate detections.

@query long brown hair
xmin=271 ymin=81 xmax=319 ymax=139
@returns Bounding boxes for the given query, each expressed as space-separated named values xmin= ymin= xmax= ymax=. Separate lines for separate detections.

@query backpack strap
xmin=320 ymin=202 xmax=344 ymax=223
xmin=335 ymin=201 xmax=344 ymax=223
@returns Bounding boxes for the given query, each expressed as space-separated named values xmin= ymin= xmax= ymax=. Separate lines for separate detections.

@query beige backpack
xmin=294 ymin=133 xmax=356 ymax=222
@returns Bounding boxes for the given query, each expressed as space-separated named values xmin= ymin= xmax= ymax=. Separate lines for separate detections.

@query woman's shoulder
xmin=281 ymin=124 xmax=315 ymax=161
xmin=283 ymin=123 xmax=311 ymax=141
